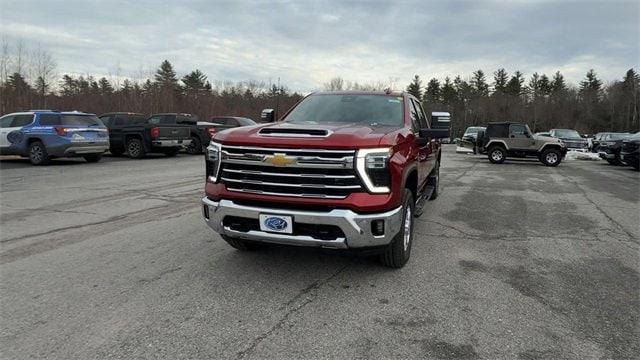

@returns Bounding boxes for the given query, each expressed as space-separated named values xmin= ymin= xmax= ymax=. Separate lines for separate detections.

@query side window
xmin=38 ymin=114 xmax=61 ymax=126
xmin=411 ymin=99 xmax=429 ymax=129
xmin=509 ymin=124 xmax=527 ymax=138
xmin=177 ymin=115 xmax=195 ymax=125
xmin=99 ymin=116 xmax=112 ymax=126
xmin=148 ymin=116 xmax=162 ymax=125
xmin=212 ymin=118 xmax=227 ymax=125
xmin=12 ymin=114 xmax=34 ymax=127
xmin=225 ymin=118 xmax=239 ymax=126
xmin=0 ymin=115 xmax=15 ymax=128
xmin=408 ymin=101 xmax=421 ymax=133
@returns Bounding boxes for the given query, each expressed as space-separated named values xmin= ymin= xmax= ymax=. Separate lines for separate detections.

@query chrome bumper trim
xmin=201 ymin=197 xmax=403 ymax=248
xmin=152 ymin=139 xmax=191 ymax=147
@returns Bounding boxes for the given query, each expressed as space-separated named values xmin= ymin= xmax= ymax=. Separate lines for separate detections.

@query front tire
xmin=380 ymin=189 xmax=415 ymax=268
xmin=221 ymin=235 xmax=266 ymax=251
xmin=186 ymin=135 xmax=202 ymax=155
xmin=28 ymin=141 xmax=51 ymax=165
xmin=126 ymin=138 xmax=146 ymax=159
xmin=541 ymin=148 xmax=562 ymax=167
xmin=83 ymin=154 xmax=102 ymax=163
xmin=488 ymin=146 xmax=506 ymax=164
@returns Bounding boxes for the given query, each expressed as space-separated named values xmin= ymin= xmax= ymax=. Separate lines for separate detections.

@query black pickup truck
xmin=147 ymin=113 xmax=223 ymax=155
xmin=98 ymin=112 xmax=191 ymax=158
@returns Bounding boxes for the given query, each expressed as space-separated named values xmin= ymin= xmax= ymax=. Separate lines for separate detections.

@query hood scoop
xmin=258 ymin=127 xmax=330 ymax=137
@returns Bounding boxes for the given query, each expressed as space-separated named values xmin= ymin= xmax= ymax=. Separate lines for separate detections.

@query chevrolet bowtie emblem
xmin=264 ymin=153 xmax=296 ymax=167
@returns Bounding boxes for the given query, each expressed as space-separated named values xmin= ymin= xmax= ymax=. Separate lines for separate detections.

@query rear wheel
xmin=541 ymin=148 xmax=562 ymax=167
xmin=126 ymin=138 xmax=146 ymax=159
xmin=186 ymin=135 xmax=202 ymax=155
xmin=380 ymin=189 xmax=414 ymax=268
xmin=28 ymin=141 xmax=50 ymax=165
xmin=488 ymin=146 xmax=506 ymax=164
xmin=221 ymin=235 xmax=266 ymax=251
xmin=83 ymin=154 xmax=102 ymax=163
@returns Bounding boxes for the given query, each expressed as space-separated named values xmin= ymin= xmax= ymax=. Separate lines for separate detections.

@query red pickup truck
xmin=201 ymin=91 xmax=448 ymax=267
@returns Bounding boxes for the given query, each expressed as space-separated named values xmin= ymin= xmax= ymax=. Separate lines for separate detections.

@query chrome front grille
xmin=219 ymin=145 xmax=362 ymax=199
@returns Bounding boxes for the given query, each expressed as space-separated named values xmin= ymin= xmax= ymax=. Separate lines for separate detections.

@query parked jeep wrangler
xmin=474 ymin=122 xmax=566 ymax=166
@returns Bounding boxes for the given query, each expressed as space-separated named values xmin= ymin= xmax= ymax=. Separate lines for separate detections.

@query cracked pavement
xmin=0 ymin=147 xmax=638 ymax=359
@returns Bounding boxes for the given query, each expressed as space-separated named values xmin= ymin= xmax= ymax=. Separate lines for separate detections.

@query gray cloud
xmin=1 ymin=0 xmax=637 ymax=91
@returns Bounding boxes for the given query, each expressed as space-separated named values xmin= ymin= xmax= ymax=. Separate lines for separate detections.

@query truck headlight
xmin=206 ymin=142 xmax=222 ymax=182
xmin=356 ymin=148 xmax=391 ymax=193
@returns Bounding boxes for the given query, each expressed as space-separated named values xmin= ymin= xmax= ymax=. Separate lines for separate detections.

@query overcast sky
xmin=1 ymin=0 xmax=638 ymax=91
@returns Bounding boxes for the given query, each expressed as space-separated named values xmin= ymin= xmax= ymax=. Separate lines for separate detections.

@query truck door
xmin=409 ymin=99 xmax=429 ymax=189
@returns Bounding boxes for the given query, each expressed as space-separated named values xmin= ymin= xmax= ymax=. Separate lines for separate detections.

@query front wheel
xmin=28 ymin=141 xmax=51 ymax=165
xmin=83 ymin=154 xmax=102 ymax=163
xmin=540 ymin=148 xmax=562 ymax=167
xmin=488 ymin=146 xmax=506 ymax=164
xmin=380 ymin=189 xmax=414 ymax=268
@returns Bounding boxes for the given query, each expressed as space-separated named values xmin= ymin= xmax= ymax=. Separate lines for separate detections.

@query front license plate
xmin=259 ymin=214 xmax=293 ymax=234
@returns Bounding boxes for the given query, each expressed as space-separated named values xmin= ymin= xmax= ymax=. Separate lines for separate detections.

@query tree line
xmin=1 ymin=40 xmax=637 ymax=135
xmin=404 ymin=68 xmax=639 ymax=137
xmin=0 ymin=41 xmax=302 ymax=121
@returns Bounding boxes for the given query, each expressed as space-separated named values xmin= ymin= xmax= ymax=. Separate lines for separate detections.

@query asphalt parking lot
xmin=1 ymin=146 xmax=638 ymax=359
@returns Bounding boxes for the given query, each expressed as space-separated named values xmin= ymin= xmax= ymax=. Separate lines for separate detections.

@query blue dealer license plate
xmin=259 ymin=214 xmax=293 ymax=234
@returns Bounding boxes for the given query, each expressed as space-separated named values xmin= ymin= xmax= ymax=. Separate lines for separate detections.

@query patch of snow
xmin=456 ymin=146 xmax=473 ymax=153
xmin=565 ymin=150 xmax=601 ymax=161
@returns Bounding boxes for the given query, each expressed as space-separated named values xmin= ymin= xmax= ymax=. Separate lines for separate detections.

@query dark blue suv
xmin=0 ymin=110 xmax=109 ymax=165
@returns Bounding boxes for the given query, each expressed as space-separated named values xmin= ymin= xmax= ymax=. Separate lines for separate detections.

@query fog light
xmin=371 ymin=220 xmax=385 ymax=236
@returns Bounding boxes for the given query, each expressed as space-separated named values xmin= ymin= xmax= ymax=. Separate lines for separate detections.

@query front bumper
xmin=201 ymin=197 xmax=403 ymax=249
xmin=152 ymin=139 xmax=191 ymax=147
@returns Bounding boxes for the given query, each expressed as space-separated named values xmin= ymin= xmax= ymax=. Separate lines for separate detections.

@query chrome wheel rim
xmin=129 ymin=141 xmax=140 ymax=156
xmin=403 ymin=206 xmax=411 ymax=251
xmin=491 ymin=150 xmax=503 ymax=161
xmin=30 ymin=145 xmax=43 ymax=162
xmin=546 ymin=152 xmax=558 ymax=164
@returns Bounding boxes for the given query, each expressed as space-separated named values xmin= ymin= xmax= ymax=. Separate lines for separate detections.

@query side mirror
xmin=261 ymin=109 xmax=275 ymax=123
xmin=419 ymin=128 xmax=450 ymax=139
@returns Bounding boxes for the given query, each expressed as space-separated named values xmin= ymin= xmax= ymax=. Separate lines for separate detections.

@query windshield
xmin=283 ymin=94 xmax=404 ymax=126
xmin=464 ymin=127 xmax=485 ymax=135
xmin=61 ymin=115 xmax=103 ymax=126
xmin=554 ymin=129 xmax=581 ymax=139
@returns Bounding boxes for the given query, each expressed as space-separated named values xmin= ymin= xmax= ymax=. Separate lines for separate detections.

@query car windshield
xmin=554 ymin=129 xmax=581 ymax=139
xmin=61 ymin=115 xmax=103 ymax=126
xmin=283 ymin=94 xmax=404 ymax=126
xmin=464 ymin=127 xmax=485 ymax=135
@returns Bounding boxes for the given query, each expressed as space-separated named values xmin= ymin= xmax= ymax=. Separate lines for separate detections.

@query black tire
xmin=110 ymin=147 xmax=125 ymax=156
xmin=186 ymin=135 xmax=202 ymax=155
xmin=28 ymin=141 xmax=51 ymax=165
xmin=163 ymin=148 xmax=180 ymax=157
xmin=428 ymin=161 xmax=440 ymax=201
xmin=606 ymin=158 xmax=621 ymax=166
xmin=126 ymin=138 xmax=146 ymax=159
xmin=221 ymin=235 xmax=265 ymax=251
xmin=632 ymin=162 xmax=639 ymax=171
xmin=540 ymin=148 xmax=562 ymax=167
xmin=488 ymin=146 xmax=506 ymax=164
xmin=380 ymin=189 xmax=415 ymax=268
xmin=83 ymin=154 xmax=102 ymax=163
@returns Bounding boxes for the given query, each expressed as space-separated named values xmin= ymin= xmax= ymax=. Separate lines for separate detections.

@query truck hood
xmin=533 ymin=135 xmax=561 ymax=143
xmin=213 ymin=122 xmax=404 ymax=149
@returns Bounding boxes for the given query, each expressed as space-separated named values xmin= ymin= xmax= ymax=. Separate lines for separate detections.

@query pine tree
xmin=182 ymin=69 xmax=210 ymax=98
xmin=471 ymin=70 xmax=489 ymax=96
xmin=539 ymin=74 xmax=551 ymax=96
xmin=423 ymin=78 xmax=441 ymax=104
xmin=155 ymin=60 xmax=178 ymax=87
xmin=98 ymin=77 xmax=114 ymax=95
xmin=551 ymin=71 xmax=567 ymax=94
xmin=441 ymin=77 xmax=457 ymax=106
xmin=406 ymin=75 xmax=422 ymax=99
xmin=493 ymin=68 xmax=508 ymax=94
xmin=579 ymin=69 xmax=603 ymax=98
xmin=506 ymin=71 xmax=525 ymax=96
